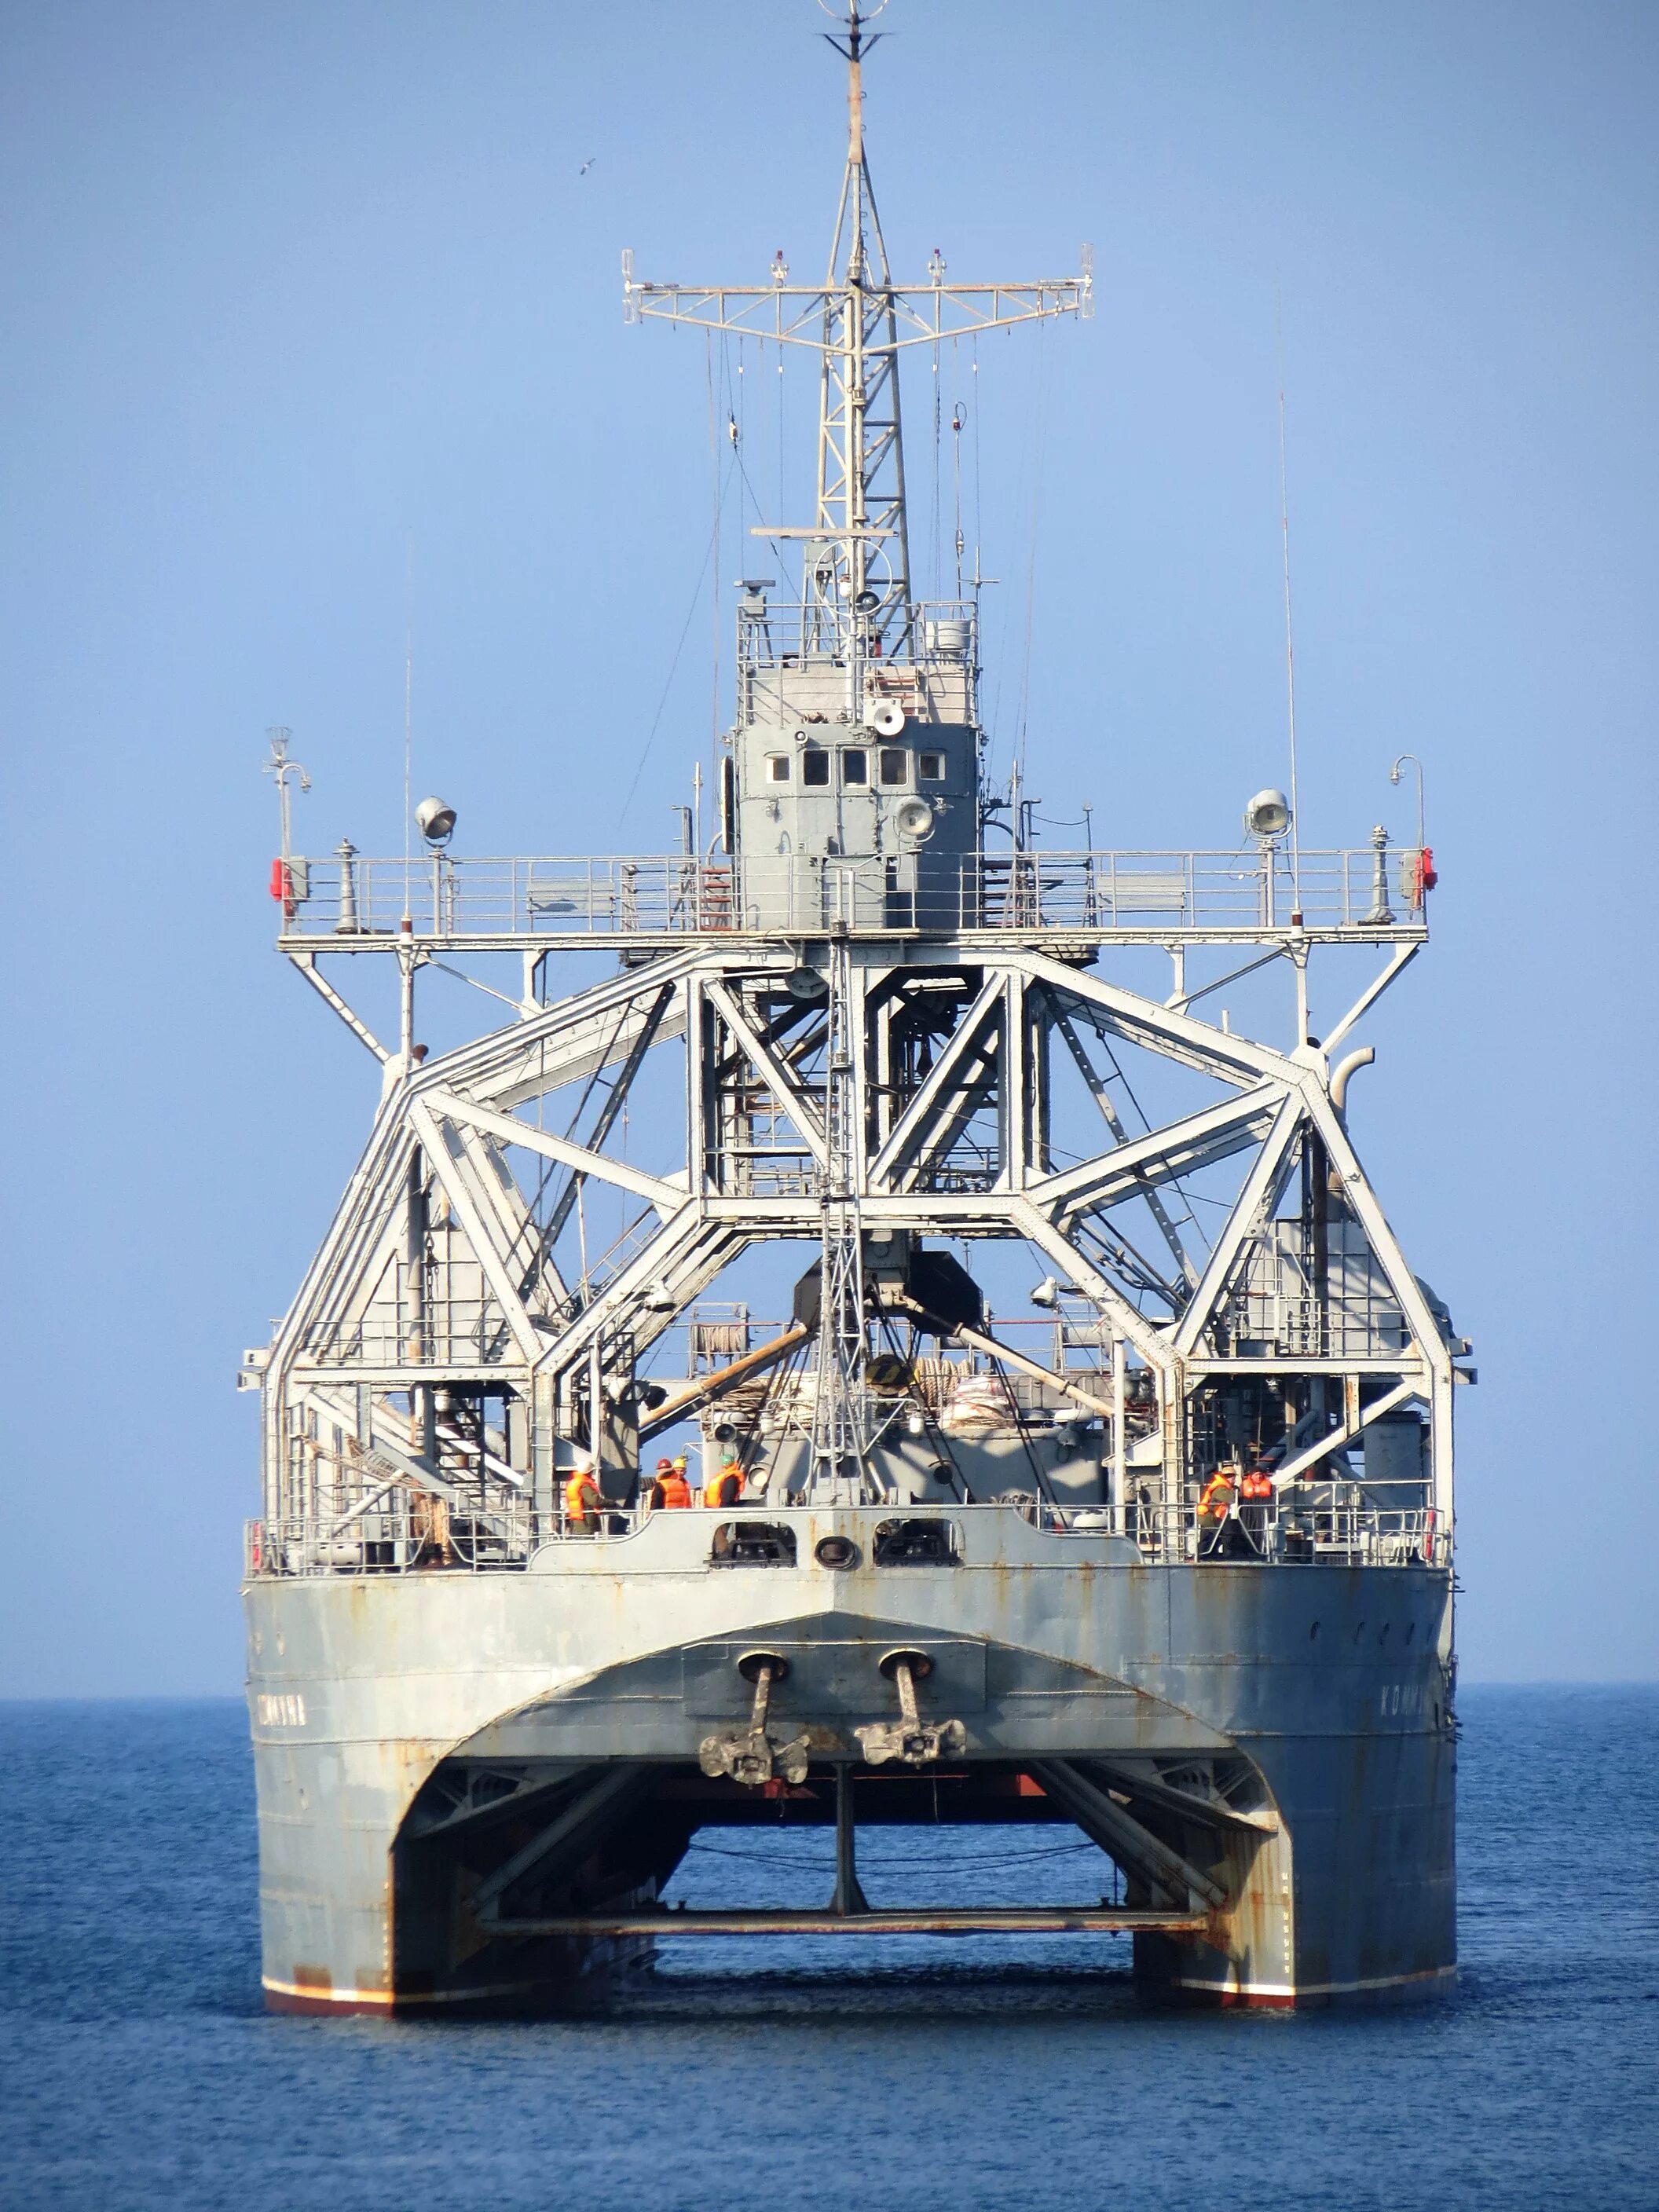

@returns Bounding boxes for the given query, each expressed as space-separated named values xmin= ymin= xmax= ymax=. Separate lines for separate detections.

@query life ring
xmin=1421 ymin=1507 xmax=1436 ymax=1565
xmin=250 ymin=1521 xmax=265 ymax=1573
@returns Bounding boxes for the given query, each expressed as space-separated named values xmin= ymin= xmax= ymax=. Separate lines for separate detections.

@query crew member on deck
xmin=1239 ymin=1463 xmax=1274 ymax=1549
xmin=703 ymin=1455 xmax=742 ymax=1508
xmin=563 ymin=1463 xmax=602 ymax=1535
xmin=650 ymin=1456 xmax=692 ymax=1510
xmin=1196 ymin=1464 xmax=1238 ymax=1557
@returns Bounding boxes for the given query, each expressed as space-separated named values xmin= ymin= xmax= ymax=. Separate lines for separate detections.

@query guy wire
xmin=402 ymin=533 xmax=413 ymax=927
xmin=1276 ymin=296 xmax=1303 ymax=907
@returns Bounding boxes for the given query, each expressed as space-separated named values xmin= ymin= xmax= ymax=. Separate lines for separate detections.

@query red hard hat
xmin=656 ymin=1457 xmax=675 ymax=1473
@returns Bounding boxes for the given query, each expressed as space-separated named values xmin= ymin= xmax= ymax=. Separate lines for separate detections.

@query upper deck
xmin=275 ymin=838 xmax=1429 ymax=955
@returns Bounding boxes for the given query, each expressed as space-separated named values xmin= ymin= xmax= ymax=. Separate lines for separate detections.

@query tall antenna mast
xmin=809 ymin=0 xmax=910 ymax=643
xmin=623 ymin=10 xmax=1090 ymax=668
xmin=402 ymin=534 xmax=415 ymax=930
xmin=1276 ymin=312 xmax=1303 ymax=910
xmin=623 ymin=5 xmax=1093 ymax=1502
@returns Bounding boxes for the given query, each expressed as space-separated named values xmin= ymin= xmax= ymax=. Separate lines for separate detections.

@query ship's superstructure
xmin=244 ymin=6 xmax=1463 ymax=2013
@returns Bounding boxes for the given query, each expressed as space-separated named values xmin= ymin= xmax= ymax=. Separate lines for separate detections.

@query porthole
xmin=879 ymin=748 xmax=909 ymax=787
xmin=918 ymin=750 xmax=946 ymax=782
xmin=802 ymin=749 xmax=830 ymax=787
xmin=841 ymin=748 xmax=868 ymax=786
xmin=766 ymin=754 xmax=791 ymax=784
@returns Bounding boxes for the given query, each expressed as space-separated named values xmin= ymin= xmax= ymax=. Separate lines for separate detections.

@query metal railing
xmin=1075 ymin=1496 xmax=1447 ymax=1568
xmin=734 ymin=597 xmax=978 ymax=670
xmin=274 ymin=844 xmax=1429 ymax=944
xmin=245 ymin=1490 xmax=1445 ymax=1579
xmin=247 ymin=1498 xmax=534 ymax=1577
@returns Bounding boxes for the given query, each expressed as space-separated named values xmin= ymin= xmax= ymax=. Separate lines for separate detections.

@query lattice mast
xmin=621 ymin=2 xmax=1092 ymax=661
xmin=811 ymin=1 xmax=910 ymax=644
xmin=617 ymin=4 xmax=1092 ymax=1500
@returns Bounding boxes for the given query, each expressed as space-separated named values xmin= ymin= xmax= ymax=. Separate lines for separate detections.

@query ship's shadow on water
xmin=618 ymin=1957 xmax=1143 ymax=2017
xmin=3 ymin=1688 xmax=1657 ymax=2212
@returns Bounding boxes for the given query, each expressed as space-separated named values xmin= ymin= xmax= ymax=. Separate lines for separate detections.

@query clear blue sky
xmin=3 ymin=0 xmax=1654 ymax=1693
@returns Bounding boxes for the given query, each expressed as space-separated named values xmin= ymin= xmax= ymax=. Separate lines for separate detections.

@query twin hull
xmin=245 ymin=1505 xmax=1456 ymax=2012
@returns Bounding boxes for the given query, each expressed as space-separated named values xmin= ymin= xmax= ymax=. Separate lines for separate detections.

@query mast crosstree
xmin=622 ymin=0 xmax=1092 ymax=648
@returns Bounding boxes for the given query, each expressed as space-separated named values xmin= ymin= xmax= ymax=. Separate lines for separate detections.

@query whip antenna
xmin=1276 ymin=302 xmax=1303 ymax=914
xmin=402 ymin=533 xmax=414 ymax=929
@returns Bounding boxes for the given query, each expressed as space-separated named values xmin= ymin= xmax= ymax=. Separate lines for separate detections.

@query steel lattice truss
xmin=262 ymin=941 xmax=1454 ymax=1530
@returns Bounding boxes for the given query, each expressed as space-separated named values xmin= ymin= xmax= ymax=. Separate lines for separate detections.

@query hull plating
xmin=245 ymin=1513 xmax=1456 ymax=2012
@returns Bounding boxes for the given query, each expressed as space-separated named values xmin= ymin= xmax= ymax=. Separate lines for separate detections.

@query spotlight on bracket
xmin=1243 ymin=788 xmax=1291 ymax=840
xmin=1029 ymin=1276 xmax=1062 ymax=1309
xmin=416 ymin=795 xmax=457 ymax=846
xmin=643 ymin=1281 xmax=677 ymax=1312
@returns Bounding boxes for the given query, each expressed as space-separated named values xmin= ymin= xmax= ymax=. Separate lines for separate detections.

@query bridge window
xmin=879 ymin=748 xmax=909 ymax=786
xmin=841 ymin=748 xmax=868 ymax=786
xmin=765 ymin=754 xmax=791 ymax=783
xmin=918 ymin=751 xmax=946 ymax=782
xmin=802 ymin=749 xmax=830 ymax=786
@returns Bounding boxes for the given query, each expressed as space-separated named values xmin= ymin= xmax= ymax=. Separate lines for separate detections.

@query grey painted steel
xmin=244 ymin=2 xmax=1460 ymax=2018
xmin=247 ymin=1511 xmax=1455 ymax=2011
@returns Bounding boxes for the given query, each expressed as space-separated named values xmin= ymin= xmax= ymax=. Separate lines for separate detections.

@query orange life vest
xmin=1198 ymin=1471 xmax=1237 ymax=1522
xmin=703 ymin=1468 xmax=741 ymax=1508
xmin=656 ymin=1471 xmax=692 ymax=1509
xmin=564 ymin=1469 xmax=599 ymax=1519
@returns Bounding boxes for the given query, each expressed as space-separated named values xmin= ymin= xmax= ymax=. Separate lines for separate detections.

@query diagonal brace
xmin=1030 ymin=1759 xmax=1227 ymax=1910
xmin=471 ymin=1762 xmax=652 ymax=1920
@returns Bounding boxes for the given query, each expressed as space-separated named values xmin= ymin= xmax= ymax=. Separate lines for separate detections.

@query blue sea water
xmin=2 ymin=1686 xmax=1655 ymax=2211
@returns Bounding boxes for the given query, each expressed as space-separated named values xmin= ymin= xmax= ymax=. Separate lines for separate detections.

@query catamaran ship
xmin=243 ymin=4 xmax=1466 ymax=2012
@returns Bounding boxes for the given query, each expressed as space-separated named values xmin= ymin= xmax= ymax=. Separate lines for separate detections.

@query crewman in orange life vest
xmin=563 ymin=1463 xmax=602 ymax=1534
xmin=1196 ymin=1465 xmax=1238 ymax=1555
xmin=650 ymin=1456 xmax=692 ymax=1511
xmin=1197 ymin=1466 xmax=1238 ymax=1524
xmin=703 ymin=1456 xmax=742 ymax=1508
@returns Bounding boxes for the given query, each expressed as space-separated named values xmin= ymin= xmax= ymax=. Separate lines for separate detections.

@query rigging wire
xmin=1013 ymin=309 xmax=1053 ymax=797
xmin=971 ymin=336 xmax=982 ymax=577
xmin=777 ymin=339 xmax=787 ymax=588
xmin=1275 ymin=293 xmax=1303 ymax=910
xmin=709 ymin=328 xmax=723 ymax=766
xmin=401 ymin=533 xmax=413 ymax=925
xmin=988 ymin=328 xmax=1047 ymax=783
xmin=930 ymin=339 xmax=942 ymax=598
xmin=1071 ymin=1020 xmax=1207 ymax=1258
xmin=614 ymin=452 xmax=736 ymax=833
xmin=950 ymin=367 xmax=965 ymax=599
xmin=874 ymin=1309 xmax=968 ymax=1500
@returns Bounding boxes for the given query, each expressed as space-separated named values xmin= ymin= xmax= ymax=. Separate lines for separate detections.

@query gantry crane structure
xmin=249 ymin=2 xmax=1459 ymax=1576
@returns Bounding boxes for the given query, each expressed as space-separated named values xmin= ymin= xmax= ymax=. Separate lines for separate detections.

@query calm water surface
xmin=2 ymin=1686 xmax=1654 ymax=2210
